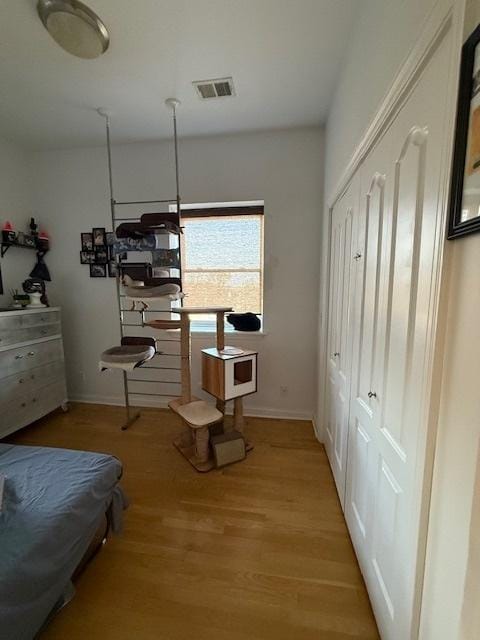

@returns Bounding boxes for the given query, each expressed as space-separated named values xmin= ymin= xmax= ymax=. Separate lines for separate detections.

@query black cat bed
xmin=227 ymin=312 xmax=261 ymax=332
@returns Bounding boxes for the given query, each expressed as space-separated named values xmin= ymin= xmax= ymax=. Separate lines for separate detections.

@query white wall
xmin=0 ymin=137 xmax=35 ymax=306
xmin=30 ymin=127 xmax=323 ymax=420
xmin=323 ymin=0 xmax=438 ymax=199
xmin=420 ymin=3 xmax=480 ymax=638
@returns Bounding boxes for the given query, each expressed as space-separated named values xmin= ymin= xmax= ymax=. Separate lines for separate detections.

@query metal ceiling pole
xmin=96 ymin=101 xmax=183 ymax=431
xmin=98 ymin=108 xmax=140 ymax=430
xmin=165 ymin=99 xmax=183 ymax=322
xmin=165 ymin=98 xmax=181 ymax=214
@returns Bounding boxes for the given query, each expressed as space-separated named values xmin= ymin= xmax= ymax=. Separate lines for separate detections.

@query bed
xmin=0 ymin=443 xmax=127 ymax=640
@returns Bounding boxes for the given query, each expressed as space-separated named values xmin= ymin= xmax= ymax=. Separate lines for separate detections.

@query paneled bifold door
xmin=325 ymin=174 xmax=359 ymax=506
xmin=324 ymin=21 xmax=453 ymax=640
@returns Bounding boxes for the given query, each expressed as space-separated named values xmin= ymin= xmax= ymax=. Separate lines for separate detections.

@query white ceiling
xmin=0 ymin=0 xmax=360 ymax=150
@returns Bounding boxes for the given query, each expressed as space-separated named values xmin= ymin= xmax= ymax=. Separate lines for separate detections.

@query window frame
xmin=178 ymin=203 xmax=265 ymax=333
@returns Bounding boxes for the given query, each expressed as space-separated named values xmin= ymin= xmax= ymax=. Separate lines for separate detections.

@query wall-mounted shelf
xmin=1 ymin=240 xmax=49 ymax=258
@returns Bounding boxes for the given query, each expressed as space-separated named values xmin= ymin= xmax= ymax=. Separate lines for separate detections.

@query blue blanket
xmin=0 ymin=444 xmax=126 ymax=640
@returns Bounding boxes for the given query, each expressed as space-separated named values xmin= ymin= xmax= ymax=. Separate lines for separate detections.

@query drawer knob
xmin=368 ymin=391 xmax=377 ymax=399
xmin=15 ymin=355 xmax=23 ymax=360
xmin=18 ymin=378 xmax=24 ymax=384
xmin=32 ymin=398 xmax=37 ymax=403
xmin=21 ymin=402 xmax=26 ymax=408
xmin=27 ymin=351 xmax=35 ymax=357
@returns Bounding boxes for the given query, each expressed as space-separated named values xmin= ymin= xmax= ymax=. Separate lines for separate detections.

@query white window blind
xmin=180 ymin=210 xmax=264 ymax=322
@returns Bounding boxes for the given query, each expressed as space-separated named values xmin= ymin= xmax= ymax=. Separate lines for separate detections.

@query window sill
xmin=191 ymin=330 xmax=267 ymax=338
xmin=190 ymin=322 xmax=266 ymax=338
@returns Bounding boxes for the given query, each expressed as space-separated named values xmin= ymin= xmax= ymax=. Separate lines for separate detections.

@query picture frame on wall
xmin=108 ymin=261 xmax=118 ymax=278
xmin=90 ymin=263 xmax=106 ymax=278
xmin=448 ymin=23 xmax=480 ymax=239
xmin=92 ymin=227 xmax=106 ymax=247
xmin=94 ymin=247 xmax=108 ymax=263
xmin=81 ymin=232 xmax=93 ymax=251
xmin=80 ymin=250 xmax=95 ymax=264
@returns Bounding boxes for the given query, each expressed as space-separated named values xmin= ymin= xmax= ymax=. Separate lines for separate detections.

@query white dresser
xmin=0 ymin=307 xmax=67 ymax=439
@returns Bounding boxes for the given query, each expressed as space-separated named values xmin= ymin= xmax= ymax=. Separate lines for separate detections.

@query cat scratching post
xmin=216 ymin=311 xmax=226 ymax=414
xmin=168 ymin=307 xmax=232 ymax=472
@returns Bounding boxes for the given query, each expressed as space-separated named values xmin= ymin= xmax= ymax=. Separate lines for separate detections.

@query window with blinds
xmin=180 ymin=205 xmax=264 ymax=326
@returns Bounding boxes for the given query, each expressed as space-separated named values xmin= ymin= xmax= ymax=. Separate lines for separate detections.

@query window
xmin=179 ymin=203 xmax=264 ymax=329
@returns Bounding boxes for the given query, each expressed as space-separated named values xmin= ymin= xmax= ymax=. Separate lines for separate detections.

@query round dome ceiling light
xmin=37 ymin=0 xmax=110 ymax=59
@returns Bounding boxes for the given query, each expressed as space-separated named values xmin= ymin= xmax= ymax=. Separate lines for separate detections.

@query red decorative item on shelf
xmin=38 ymin=229 xmax=50 ymax=251
xmin=2 ymin=220 xmax=16 ymax=243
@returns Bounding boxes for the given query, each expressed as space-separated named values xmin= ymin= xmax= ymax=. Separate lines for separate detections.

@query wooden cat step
xmin=174 ymin=306 xmax=233 ymax=315
xmin=168 ymin=397 xmax=223 ymax=427
xmin=145 ymin=319 xmax=181 ymax=331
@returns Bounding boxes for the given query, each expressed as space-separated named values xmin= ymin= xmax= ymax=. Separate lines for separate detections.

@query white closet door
xmin=345 ymin=26 xmax=452 ymax=640
xmin=346 ymin=140 xmax=390 ymax=568
xmin=325 ymin=174 xmax=359 ymax=505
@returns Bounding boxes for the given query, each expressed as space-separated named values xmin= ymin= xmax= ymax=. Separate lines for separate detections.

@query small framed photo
xmin=90 ymin=263 xmax=106 ymax=278
xmin=92 ymin=227 xmax=106 ymax=247
xmin=106 ymin=232 xmax=115 ymax=246
xmin=108 ymin=261 xmax=118 ymax=278
xmin=95 ymin=247 xmax=108 ymax=263
xmin=81 ymin=232 xmax=93 ymax=251
xmin=80 ymin=250 xmax=95 ymax=264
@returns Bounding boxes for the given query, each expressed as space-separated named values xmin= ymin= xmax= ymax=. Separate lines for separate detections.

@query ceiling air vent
xmin=193 ymin=77 xmax=235 ymax=100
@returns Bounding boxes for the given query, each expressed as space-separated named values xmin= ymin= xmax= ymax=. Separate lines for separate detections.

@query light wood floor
xmin=8 ymin=404 xmax=379 ymax=640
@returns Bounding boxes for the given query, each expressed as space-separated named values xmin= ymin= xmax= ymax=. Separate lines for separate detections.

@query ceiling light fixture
xmin=37 ymin=0 xmax=110 ymax=59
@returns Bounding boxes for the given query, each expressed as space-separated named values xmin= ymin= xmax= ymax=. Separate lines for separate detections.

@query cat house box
xmin=201 ymin=348 xmax=257 ymax=401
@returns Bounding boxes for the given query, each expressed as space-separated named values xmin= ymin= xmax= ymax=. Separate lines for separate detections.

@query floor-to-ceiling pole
xmin=98 ymin=108 xmax=140 ymax=430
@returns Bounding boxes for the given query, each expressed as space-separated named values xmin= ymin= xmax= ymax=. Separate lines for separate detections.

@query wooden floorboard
xmin=7 ymin=403 xmax=379 ymax=640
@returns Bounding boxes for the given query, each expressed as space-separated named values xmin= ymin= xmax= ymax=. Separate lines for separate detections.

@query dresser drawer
xmin=0 ymin=323 xmax=60 ymax=348
xmin=21 ymin=310 xmax=61 ymax=328
xmin=0 ymin=338 xmax=64 ymax=380
xmin=0 ymin=310 xmax=60 ymax=331
xmin=0 ymin=379 xmax=67 ymax=440
xmin=0 ymin=361 xmax=65 ymax=405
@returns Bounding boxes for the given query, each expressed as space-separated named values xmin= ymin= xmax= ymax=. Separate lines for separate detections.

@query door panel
xmin=357 ymin=172 xmax=386 ymax=408
xmin=382 ymin=127 xmax=428 ymax=457
xmin=346 ymin=133 xmax=391 ymax=574
xmin=343 ymin=26 xmax=452 ymax=640
xmin=350 ymin=418 xmax=372 ymax=539
xmin=325 ymin=174 xmax=359 ymax=506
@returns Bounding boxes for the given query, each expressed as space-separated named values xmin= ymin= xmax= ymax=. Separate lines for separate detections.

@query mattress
xmin=0 ymin=444 xmax=127 ymax=640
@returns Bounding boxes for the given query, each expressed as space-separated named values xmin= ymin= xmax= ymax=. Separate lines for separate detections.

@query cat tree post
xmin=234 ymin=397 xmax=245 ymax=433
xmin=169 ymin=307 xmax=232 ymax=472
xmin=215 ymin=310 xmax=226 ymax=416
xmin=180 ymin=313 xmax=191 ymax=403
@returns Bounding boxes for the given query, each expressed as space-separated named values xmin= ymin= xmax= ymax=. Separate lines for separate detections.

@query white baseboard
xmin=241 ymin=406 xmax=313 ymax=421
xmin=312 ymin=415 xmax=324 ymax=443
xmin=68 ymin=394 xmax=313 ymax=423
